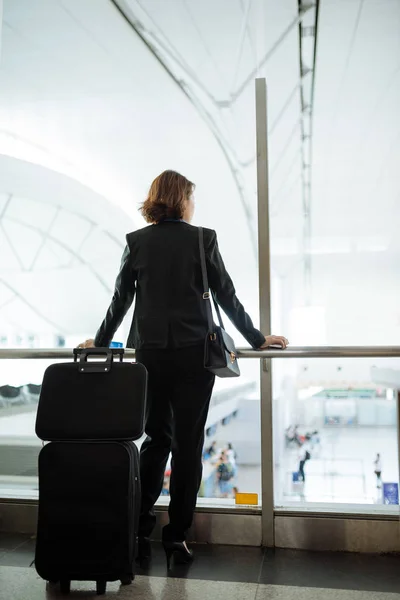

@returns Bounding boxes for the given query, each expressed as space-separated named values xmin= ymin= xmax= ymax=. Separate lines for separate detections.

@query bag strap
xmin=198 ymin=227 xmax=225 ymax=331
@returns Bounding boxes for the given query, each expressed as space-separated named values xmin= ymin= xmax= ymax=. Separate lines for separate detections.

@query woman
xmin=79 ymin=170 xmax=288 ymax=568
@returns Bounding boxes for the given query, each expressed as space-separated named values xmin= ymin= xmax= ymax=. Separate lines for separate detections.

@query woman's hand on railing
xmin=77 ymin=339 xmax=96 ymax=349
xmin=259 ymin=335 xmax=289 ymax=350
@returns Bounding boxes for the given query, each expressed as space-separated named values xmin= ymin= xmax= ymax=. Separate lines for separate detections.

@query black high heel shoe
xmin=136 ymin=537 xmax=152 ymax=568
xmin=162 ymin=540 xmax=194 ymax=570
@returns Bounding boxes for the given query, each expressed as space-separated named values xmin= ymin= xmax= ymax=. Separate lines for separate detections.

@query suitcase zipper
xmin=121 ymin=441 xmax=139 ymax=576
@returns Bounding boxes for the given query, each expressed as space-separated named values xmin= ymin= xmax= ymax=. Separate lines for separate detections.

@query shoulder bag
xmin=198 ymin=227 xmax=240 ymax=378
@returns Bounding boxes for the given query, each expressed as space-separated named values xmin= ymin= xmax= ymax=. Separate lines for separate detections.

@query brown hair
xmin=140 ymin=170 xmax=195 ymax=223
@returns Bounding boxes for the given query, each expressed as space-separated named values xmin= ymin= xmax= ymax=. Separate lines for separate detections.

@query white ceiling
xmin=312 ymin=0 xmax=400 ymax=240
xmin=118 ymin=0 xmax=400 ymax=250
xmin=0 ymin=0 xmax=399 ymax=336
xmin=0 ymin=156 xmax=131 ymax=334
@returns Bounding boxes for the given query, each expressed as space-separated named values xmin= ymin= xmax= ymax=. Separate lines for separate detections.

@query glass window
xmin=158 ymin=372 xmax=262 ymax=507
xmin=0 ymin=358 xmax=262 ymax=509
xmin=0 ymin=359 xmax=51 ymax=499
xmin=273 ymin=358 xmax=399 ymax=513
xmin=0 ymin=0 xmax=265 ymax=509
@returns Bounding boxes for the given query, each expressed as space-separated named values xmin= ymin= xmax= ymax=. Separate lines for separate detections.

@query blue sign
xmin=383 ymin=483 xmax=399 ymax=505
xmin=110 ymin=341 xmax=123 ymax=348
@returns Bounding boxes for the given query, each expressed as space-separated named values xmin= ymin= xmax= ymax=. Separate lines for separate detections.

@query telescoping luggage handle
xmin=73 ymin=347 xmax=124 ymax=373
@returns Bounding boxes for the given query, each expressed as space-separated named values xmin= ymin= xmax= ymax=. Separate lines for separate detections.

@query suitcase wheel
xmin=96 ymin=580 xmax=107 ymax=595
xmin=60 ymin=580 xmax=71 ymax=595
xmin=120 ymin=575 xmax=133 ymax=585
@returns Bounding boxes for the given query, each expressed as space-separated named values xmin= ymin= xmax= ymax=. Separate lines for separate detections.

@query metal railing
xmin=1 ymin=345 xmax=400 ymax=359
xmin=0 ymin=345 xmax=399 ymax=548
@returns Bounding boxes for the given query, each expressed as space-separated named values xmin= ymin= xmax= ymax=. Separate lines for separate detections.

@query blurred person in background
xmin=161 ymin=469 xmax=171 ymax=496
xmin=285 ymin=425 xmax=296 ymax=446
xmin=217 ymin=451 xmax=235 ymax=498
xmin=294 ymin=425 xmax=303 ymax=446
xmin=225 ymin=442 xmax=237 ymax=477
xmin=374 ymin=453 xmax=382 ymax=489
xmin=203 ymin=441 xmax=217 ymax=461
xmin=298 ymin=435 xmax=312 ymax=483
xmin=226 ymin=442 xmax=237 ymax=463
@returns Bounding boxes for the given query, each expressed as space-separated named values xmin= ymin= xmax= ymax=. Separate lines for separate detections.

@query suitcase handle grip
xmin=73 ymin=347 xmax=124 ymax=372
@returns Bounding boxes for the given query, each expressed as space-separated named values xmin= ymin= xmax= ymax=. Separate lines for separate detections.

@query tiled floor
xmin=1 ymin=567 xmax=400 ymax=600
xmin=0 ymin=533 xmax=399 ymax=600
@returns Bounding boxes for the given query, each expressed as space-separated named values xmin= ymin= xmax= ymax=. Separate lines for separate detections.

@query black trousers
xmin=136 ymin=345 xmax=215 ymax=542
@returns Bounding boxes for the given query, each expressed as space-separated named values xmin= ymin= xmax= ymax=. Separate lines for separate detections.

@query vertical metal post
xmin=255 ymin=78 xmax=274 ymax=547
xmin=397 ymin=391 xmax=400 ymax=498
xmin=0 ymin=0 xmax=3 ymax=63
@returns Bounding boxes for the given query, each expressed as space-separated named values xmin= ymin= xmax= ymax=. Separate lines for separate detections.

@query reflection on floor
xmin=0 ymin=533 xmax=399 ymax=600
xmin=1 ymin=568 xmax=400 ymax=600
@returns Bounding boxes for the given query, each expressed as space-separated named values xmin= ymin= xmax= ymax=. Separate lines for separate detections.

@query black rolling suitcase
xmin=35 ymin=348 xmax=147 ymax=596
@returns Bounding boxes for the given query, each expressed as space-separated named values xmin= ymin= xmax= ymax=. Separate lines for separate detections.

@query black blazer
xmin=94 ymin=221 xmax=265 ymax=350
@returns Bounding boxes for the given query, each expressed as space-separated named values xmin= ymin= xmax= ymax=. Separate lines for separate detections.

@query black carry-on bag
xmin=35 ymin=348 xmax=147 ymax=596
